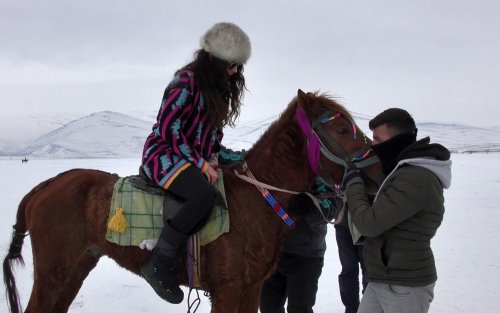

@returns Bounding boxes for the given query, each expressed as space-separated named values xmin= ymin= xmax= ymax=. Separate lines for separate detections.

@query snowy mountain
xmin=0 ymin=111 xmax=499 ymax=158
xmin=354 ymin=117 xmax=500 ymax=153
xmin=415 ymin=122 xmax=500 ymax=153
xmin=0 ymin=138 xmax=15 ymax=155
xmin=222 ymin=115 xmax=276 ymax=149
xmin=1 ymin=112 xmax=85 ymax=142
xmin=11 ymin=111 xmax=152 ymax=158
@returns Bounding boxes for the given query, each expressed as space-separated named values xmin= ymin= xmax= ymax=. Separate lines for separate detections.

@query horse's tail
xmin=3 ymin=170 xmax=75 ymax=313
xmin=3 ymin=191 xmax=30 ymax=313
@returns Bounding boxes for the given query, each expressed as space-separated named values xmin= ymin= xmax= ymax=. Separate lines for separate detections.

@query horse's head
xmin=295 ymin=89 xmax=383 ymax=194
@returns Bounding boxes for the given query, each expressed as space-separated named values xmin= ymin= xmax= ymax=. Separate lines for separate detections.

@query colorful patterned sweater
xmin=142 ymin=70 xmax=223 ymax=188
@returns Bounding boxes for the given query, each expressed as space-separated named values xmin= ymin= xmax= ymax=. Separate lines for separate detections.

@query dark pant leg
xmin=165 ymin=166 xmax=216 ymax=234
xmin=142 ymin=166 xmax=213 ymax=304
xmin=335 ymin=225 xmax=364 ymax=313
xmin=357 ymin=242 xmax=367 ymax=292
xmin=260 ymin=263 xmax=287 ymax=313
xmin=284 ymin=254 xmax=324 ymax=313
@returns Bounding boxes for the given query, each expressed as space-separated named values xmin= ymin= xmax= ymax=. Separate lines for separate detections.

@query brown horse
xmin=3 ymin=90 xmax=382 ymax=313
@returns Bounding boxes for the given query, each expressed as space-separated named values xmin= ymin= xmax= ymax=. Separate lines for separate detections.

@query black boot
xmin=140 ymin=222 xmax=188 ymax=304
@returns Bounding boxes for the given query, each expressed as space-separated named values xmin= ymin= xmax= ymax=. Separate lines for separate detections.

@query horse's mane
xmin=306 ymin=91 xmax=353 ymax=121
xmin=247 ymin=91 xmax=351 ymax=158
xmin=241 ymin=91 xmax=352 ymax=187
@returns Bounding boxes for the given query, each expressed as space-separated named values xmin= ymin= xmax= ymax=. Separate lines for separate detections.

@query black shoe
xmin=140 ymin=258 xmax=184 ymax=304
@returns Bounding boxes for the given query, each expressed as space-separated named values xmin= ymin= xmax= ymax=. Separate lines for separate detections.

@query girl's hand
xmin=204 ymin=165 xmax=219 ymax=185
xmin=209 ymin=156 xmax=219 ymax=168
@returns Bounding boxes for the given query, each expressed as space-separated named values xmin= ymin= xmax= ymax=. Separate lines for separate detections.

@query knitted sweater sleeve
xmin=156 ymin=72 xmax=208 ymax=172
xmin=218 ymin=145 xmax=246 ymax=166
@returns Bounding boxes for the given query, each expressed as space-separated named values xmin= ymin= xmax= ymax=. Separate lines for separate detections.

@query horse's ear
xmin=297 ymin=89 xmax=316 ymax=115
xmin=297 ymin=89 xmax=307 ymax=107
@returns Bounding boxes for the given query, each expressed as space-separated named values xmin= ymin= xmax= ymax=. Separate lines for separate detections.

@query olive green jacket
xmin=346 ymin=138 xmax=451 ymax=286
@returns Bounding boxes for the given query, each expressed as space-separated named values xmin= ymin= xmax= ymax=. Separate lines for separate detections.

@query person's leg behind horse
xmin=284 ymin=254 xmax=324 ymax=313
xmin=141 ymin=166 xmax=216 ymax=304
xmin=260 ymin=256 xmax=288 ymax=313
xmin=335 ymin=225 xmax=362 ymax=313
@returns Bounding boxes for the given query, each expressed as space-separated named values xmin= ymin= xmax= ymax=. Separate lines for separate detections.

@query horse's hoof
xmin=140 ymin=259 xmax=184 ymax=304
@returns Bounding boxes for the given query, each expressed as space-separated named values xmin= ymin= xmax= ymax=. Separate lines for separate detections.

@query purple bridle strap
xmin=295 ymin=106 xmax=320 ymax=174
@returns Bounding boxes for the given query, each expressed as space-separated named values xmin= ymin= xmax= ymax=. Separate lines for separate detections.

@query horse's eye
xmin=336 ymin=128 xmax=347 ymax=135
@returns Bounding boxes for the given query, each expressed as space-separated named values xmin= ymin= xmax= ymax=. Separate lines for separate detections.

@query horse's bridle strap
xmin=314 ymin=125 xmax=379 ymax=169
xmin=234 ymin=163 xmax=335 ymax=226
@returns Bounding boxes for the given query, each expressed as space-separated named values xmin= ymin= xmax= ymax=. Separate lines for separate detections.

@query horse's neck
xmin=221 ymin=120 xmax=315 ymax=265
xmin=245 ymin=157 xmax=312 ymax=193
xmin=245 ymin=129 xmax=314 ymax=194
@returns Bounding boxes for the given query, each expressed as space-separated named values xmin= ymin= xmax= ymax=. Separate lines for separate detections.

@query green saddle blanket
xmin=105 ymin=172 xmax=229 ymax=247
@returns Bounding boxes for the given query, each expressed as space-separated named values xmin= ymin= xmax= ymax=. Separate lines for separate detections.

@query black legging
xmin=166 ymin=165 xmax=216 ymax=235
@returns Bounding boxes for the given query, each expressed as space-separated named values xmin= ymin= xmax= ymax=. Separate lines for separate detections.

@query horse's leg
xmin=237 ymin=285 xmax=262 ymax=313
xmin=24 ymin=249 xmax=99 ymax=313
xmin=51 ymin=251 xmax=101 ymax=313
xmin=24 ymin=220 xmax=93 ymax=313
xmin=210 ymin=284 xmax=262 ymax=313
xmin=209 ymin=286 xmax=243 ymax=313
xmin=24 ymin=268 xmax=60 ymax=312
xmin=25 ymin=249 xmax=94 ymax=313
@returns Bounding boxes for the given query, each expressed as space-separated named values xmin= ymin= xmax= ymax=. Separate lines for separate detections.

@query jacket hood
xmin=397 ymin=137 xmax=451 ymax=188
xmin=375 ymin=137 xmax=452 ymax=197
xmin=400 ymin=158 xmax=452 ymax=189
xmin=398 ymin=137 xmax=450 ymax=161
xmin=374 ymin=156 xmax=452 ymax=203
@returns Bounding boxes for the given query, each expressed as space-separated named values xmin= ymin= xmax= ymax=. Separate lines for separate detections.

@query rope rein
xmin=238 ymin=163 xmax=295 ymax=228
xmin=233 ymin=106 xmax=379 ymax=228
xmin=234 ymin=163 xmax=336 ymax=225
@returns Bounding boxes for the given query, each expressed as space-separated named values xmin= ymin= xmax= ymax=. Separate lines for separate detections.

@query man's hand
xmin=341 ymin=169 xmax=364 ymax=191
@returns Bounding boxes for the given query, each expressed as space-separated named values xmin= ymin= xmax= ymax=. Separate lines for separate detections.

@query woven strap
xmin=234 ymin=163 xmax=335 ymax=225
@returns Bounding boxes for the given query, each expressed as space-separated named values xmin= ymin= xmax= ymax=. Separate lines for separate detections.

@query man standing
xmin=260 ymin=178 xmax=336 ymax=313
xmin=342 ymin=108 xmax=451 ymax=313
xmin=334 ymin=221 xmax=367 ymax=313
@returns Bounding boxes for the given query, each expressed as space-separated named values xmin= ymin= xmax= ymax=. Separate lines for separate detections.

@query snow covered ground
xmin=0 ymin=154 xmax=498 ymax=312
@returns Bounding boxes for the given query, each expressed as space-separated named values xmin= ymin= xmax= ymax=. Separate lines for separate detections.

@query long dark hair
xmin=182 ymin=49 xmax=246 ymax=128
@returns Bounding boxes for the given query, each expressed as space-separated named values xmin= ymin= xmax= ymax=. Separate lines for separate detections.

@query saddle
xmin=105 ymin=169 xmax=230 ymax=247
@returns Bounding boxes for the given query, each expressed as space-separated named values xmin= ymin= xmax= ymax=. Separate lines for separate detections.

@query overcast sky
xmin=1 ymin=0 xmax=498 ymax=127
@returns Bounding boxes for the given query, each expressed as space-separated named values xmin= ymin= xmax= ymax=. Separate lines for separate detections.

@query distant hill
xmin=0 ymin=138 xmax=15 ymax=155
xmin=12 ymin=111 xmax=151 ymax=158
xmin=415 ymin=122 xmax=500 ymax=153
xmin=0 ymin=111 xmax=499 ymax=158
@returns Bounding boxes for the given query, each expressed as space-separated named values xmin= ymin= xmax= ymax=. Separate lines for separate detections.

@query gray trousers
xmin=357 ymin=282 xmax=435 ymax=313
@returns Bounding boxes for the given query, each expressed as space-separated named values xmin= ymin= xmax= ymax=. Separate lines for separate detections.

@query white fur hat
xmin=200 ymin=22 xmax=251 ymax=64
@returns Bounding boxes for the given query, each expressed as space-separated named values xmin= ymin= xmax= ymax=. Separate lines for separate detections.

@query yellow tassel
xmin=107 ymin=207 xmax=129 ymax=233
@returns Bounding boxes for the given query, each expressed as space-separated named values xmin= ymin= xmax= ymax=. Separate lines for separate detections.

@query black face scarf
xmin=371 ymin=132 xmax=417 ymax=175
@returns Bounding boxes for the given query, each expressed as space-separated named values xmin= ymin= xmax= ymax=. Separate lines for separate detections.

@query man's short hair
xmin=369 ymin=108 xmax=417 ymax=135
